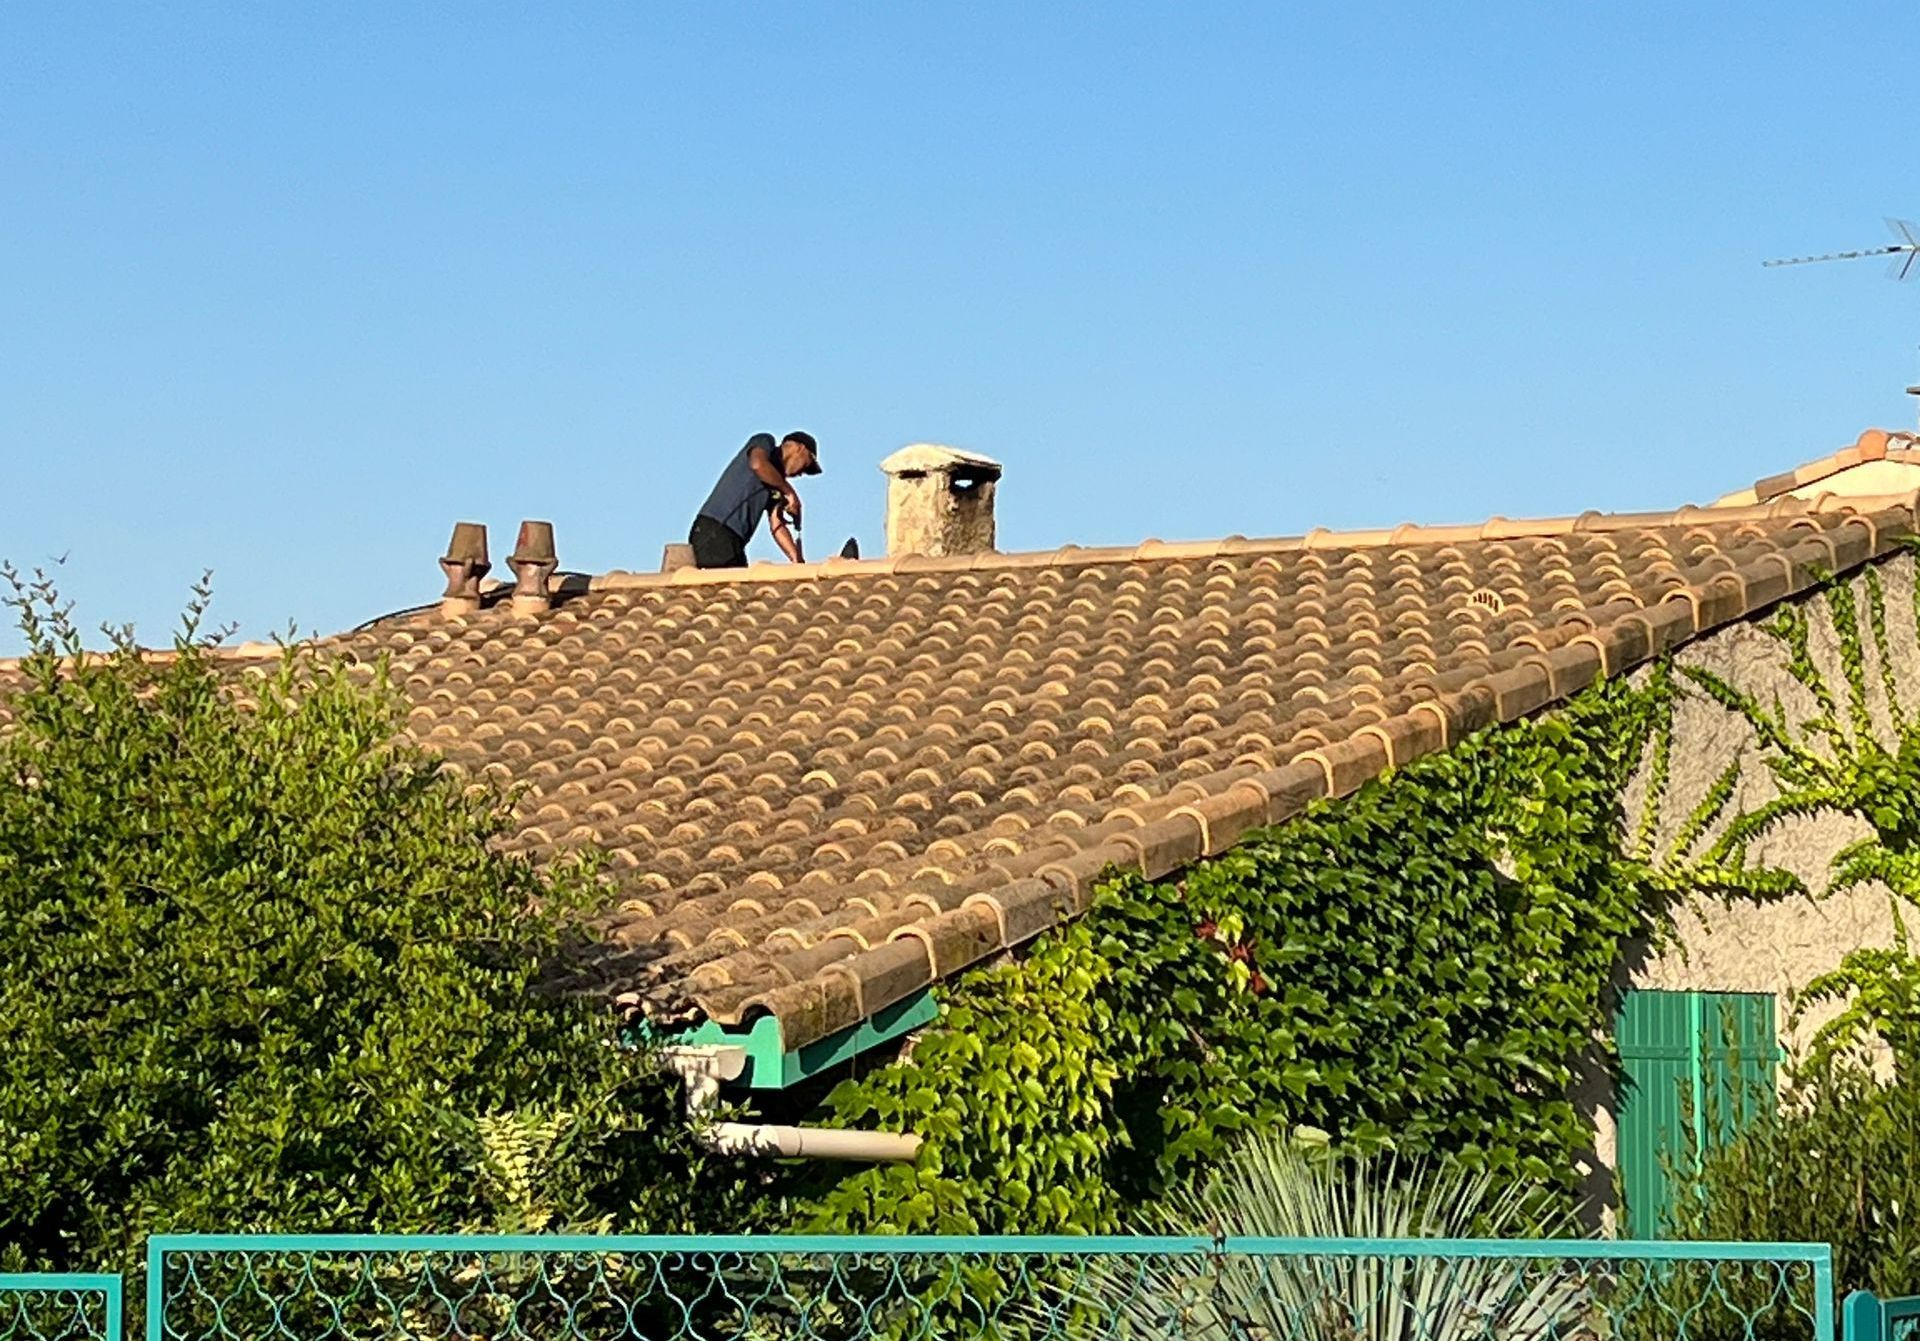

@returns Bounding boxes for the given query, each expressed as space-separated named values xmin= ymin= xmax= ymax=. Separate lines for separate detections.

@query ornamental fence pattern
xmin=2 ymin=1235 xmax=1843 ymax=1341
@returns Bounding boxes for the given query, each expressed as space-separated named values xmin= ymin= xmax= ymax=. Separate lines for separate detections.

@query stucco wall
xmin=1581 ymin=553 xmax=1918 ymax=1215
xmin=1625 ymin=552 xmax=1917 ymax=1039
xmin=1776 ymin=457 xmax=1920 ymax=501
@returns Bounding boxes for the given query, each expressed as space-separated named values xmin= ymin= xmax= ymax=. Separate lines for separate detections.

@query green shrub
xmin=1670 ymin=1018 xmax=1920 ymax=1296
xmin=0 ymin=575 xmax=742 ymax=1271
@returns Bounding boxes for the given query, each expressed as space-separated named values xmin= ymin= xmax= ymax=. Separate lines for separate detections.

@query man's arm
xmin=768 ymin=508 xmax=805 ymax=564
xmin=747 ymin=445 xmax=802 ymax=525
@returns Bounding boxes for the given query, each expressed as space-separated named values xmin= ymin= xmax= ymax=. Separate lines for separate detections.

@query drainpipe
xmin=661 ymin=1045 xmax=922 ymax=1163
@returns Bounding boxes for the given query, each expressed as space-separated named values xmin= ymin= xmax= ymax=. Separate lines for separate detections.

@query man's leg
xmin=689 ymin=517 xmax=748 ymax=569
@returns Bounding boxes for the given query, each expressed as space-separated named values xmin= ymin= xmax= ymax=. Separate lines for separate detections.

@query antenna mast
xmin=1766 ymin=218 xmax=1920 ymax=280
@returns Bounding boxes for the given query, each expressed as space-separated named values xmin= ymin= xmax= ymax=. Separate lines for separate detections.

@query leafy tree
xmin=0 ymin=573 xmax=742 ymax=1272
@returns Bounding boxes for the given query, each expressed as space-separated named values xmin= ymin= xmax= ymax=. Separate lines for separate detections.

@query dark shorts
xmin=689 ymin=515 xmax=747 ymax=569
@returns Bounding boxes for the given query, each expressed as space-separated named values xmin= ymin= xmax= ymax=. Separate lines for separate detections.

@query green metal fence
xmin=1844 ymin=1290 xmax=1920 ymax=1341
xmin=0 ymin=1238 xmax=1841 ymax=1340
xmin=138 ymin=1235 xmax=1834 ymax=1341
xmin=0 ymin=1274 xmax=122 ymax=1341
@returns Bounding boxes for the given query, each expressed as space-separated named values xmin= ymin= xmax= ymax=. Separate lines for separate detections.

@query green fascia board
xmin=640 ymin=989 xmax=939 ymax=1090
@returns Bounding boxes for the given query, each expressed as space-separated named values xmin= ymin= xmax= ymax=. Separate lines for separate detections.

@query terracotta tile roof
xmin=1716 ymin=429 xmax=1920 ymax=505
xmin=8 ymin=492 xmax=1919 ymax=1053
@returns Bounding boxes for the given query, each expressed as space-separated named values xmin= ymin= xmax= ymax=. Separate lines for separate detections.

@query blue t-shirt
xmin=697 ymin=433 xmax=785 ymax=542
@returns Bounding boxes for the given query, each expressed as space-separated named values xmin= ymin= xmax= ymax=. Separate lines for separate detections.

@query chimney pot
xmin=439 ymin=522 xmax=491 ymax=616
xmin=507 ymin=519 xmax=559 ymax=614
xmin=511 ymin=519 xmax=556 ymax=563
xmin=445 ymin=521 xmax=489 ymax=565
xmin=879 ymin=444 xmax=1003 ymax=558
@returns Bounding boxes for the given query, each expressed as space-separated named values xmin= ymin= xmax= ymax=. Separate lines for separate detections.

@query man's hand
xmin=768 ymin=508 xmax=805 ymax=564
xmin=780 ymin=486 xmax=802 ymax=528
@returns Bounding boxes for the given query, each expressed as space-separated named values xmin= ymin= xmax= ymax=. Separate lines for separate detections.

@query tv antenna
xmin=1765 ymin=218 xmax=1920 ymax=281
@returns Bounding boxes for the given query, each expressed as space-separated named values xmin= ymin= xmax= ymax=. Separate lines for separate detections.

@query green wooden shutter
xmin=1615 ymin=989 xmax=1779 ymax=1238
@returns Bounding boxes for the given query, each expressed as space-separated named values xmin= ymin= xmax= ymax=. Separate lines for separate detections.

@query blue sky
xmin=3 ymin=2 xmax=1917 ymax=650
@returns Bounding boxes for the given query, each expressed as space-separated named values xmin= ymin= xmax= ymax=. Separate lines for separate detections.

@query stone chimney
xmin=880 ymin=444 xmax=1002 ymax=558
xmin=507 ymin=520 xmax=558 ymax=614
xmin=439 ymin=522 xmax=490 ymax=616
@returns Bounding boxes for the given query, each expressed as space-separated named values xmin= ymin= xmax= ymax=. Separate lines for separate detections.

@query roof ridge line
xmin=580 ymin=489 xmax=1920 ymax=593
xmin=1748 ymin=428 xmax=1920 ymax=502
xmin=0 ymin=640 xmax=287 ymax=676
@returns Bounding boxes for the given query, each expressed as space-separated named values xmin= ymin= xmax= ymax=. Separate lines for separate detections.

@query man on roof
xmin=689 ymin=431 xmax=821 ymax=569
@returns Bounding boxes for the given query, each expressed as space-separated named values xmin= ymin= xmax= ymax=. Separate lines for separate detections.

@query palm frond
xmin=1051 ymin=1133 xmax=1589 ymax=1340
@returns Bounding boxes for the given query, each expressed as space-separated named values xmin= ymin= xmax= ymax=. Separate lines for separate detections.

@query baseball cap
xmin=785 ymin=431 xmax=822 ymax=475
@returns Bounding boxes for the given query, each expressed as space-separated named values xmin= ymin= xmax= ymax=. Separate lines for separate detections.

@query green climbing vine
xmin=1674 ymin=568 xmax=1920 ymax=875
xmin=1666 ymin=557 xmax=1920 ymax=1064
xmin=788 ymin=674 xmax=1679 ymax=1233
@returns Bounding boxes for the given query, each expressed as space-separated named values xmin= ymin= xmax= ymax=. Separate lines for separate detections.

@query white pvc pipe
xmin=662 ymin=1046 xmax=923 ymax=1164
xmin=705 ymin=1121 xmax=923 ymax=1162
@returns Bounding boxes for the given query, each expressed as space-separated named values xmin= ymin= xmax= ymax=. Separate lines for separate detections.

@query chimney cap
xmin=880 ymin=444 xmax=1003 ymax=479
xmin=443 ymin=521 xmax=490 ymax=566
xmin=510 ymin=519 xmax=557 ymax=564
